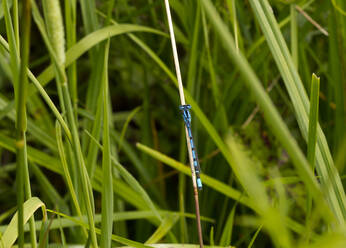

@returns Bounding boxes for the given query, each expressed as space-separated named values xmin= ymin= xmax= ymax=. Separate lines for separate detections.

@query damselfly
xmin=180 ymin=104 xmax=202 ymax=190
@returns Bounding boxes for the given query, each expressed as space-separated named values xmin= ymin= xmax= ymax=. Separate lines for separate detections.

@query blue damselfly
xmin=180 ymin=104 xmax=203 ymax=190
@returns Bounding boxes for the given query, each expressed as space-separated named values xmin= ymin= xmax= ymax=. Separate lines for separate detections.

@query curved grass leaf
xmin=119 ymin=106 xmax=142 ymax=153
xmin=145 ymin=215 xmax=179 ymax=244
xmin=0 ymin=197 xmax=46 ymax=248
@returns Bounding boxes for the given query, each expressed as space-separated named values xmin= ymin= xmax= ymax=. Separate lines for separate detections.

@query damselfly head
xmin=179 ymin=104 xmax=192 ymax=124
xmin=179 ymin=104 xmax=191 ymax=110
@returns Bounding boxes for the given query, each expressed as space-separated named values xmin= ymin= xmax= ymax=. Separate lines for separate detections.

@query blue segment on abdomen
xmin=190 ymin=139 xmax=194 ymax=148
xmin=197 ymin=178 xmax=202 ymax=189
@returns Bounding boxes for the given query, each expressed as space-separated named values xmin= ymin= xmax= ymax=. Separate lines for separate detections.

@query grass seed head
xmin=43 ymin=0 xmax=65 ymax=65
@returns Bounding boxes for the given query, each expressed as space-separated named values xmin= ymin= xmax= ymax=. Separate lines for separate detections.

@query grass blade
xmin=100 ymin=39 xmax=113 ymax=248
xmin=290 ymin=4 xmax=298 ymax=67
xmin=145 ymin=215 xmax=179 ymax=244
xmin=219 ymin=202 xmax=237 ymax=246
xmin=0 ymin=197 xmax=46 ymax=248
xmin=247 ymin=224 xmax=263 ymax=248
xmin=55 ymin=122 xmax=86 ymax=234
xmin=328 ymin=1 xmax=346 ymax=163
xmin=308 ymin=74 xmax=320 ymax=169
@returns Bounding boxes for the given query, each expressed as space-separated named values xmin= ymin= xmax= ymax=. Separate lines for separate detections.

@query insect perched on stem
xmin=180 ymin=104 xmax=203 ymax=190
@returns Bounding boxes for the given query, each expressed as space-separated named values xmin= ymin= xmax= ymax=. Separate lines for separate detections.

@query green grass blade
xmin=290 ymin=4 xmax=298 ymax=67
xmin=306 ymin=74 xmax=320 ymax=223
xmin=328 ymin=1 xmax=345 ymax=162
xmin=225 ymin=0 xmax=241 ymax=52
xmin=0 ymin=197 xmax=46 ymax=248
xmin=79 ymin=0 xmax=98 ymax=39
xmin=2 ymin=0 xmax=19 ymax=83
xmin=186 ymin=0 xmax=200 ymax=96
xmin=307 ymin=74 xmax=320 ymax=169
xmin=247 ymin=224 xmax=263 ymax=248
xmin=11 ymin=0 xmax=18 ymax=50
xmin=100 ymin=39 xmax=113 ymax=248
xmin=118 ymin=106 xmax=141 ymax=153
xmin=145 ymin=215 xmax=179 ymax=244
xmin=55 ymin=121 xmax=86 ymax=234
xmin=85 ymin=89 xmax=103 ymax=177
xmin=219 ymin=203 xmax=237 ymax=246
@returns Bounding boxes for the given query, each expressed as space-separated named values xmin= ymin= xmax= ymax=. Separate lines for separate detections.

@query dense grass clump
xmin=0 ymin=0 xmax=345 ymax=247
